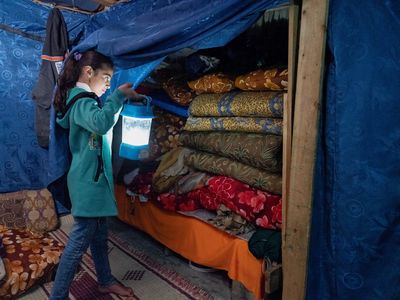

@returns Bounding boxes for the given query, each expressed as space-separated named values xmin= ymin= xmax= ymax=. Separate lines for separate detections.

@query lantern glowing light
xmin=119 ymin=96 xmax=154 ymax=160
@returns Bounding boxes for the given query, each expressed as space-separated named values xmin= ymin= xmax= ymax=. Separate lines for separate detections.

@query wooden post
xmin=282 ymin=2 xmax=300 ymax=250
xmin=282 ymin=0 xmax=329 ymax=299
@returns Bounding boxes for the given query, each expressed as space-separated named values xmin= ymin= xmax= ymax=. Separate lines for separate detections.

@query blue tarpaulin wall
xmin=48 ymin=0 xmax=288 ymax=182
xmin=0 ymin=1 xmax=88 ymax=192
xmin=0 ymin=0 xmax=399 ymax=299
xmin=0 ymin=0 xmax=287 ymax=190
xmin=307 ymin=1 xmax=400 ymax=299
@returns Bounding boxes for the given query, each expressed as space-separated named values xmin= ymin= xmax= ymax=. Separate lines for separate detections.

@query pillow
xmin=0 ymin=226 xmax=64 ymax=299
xmin=0 ymin=192 xmax=26 ymax=229
xmin=162 ymin=76 xmax=196 ymax=106
xmin=23 ymin=189 xmax=58 ymax=233
xmin=187 ymin=73 xmax=235 ymax=94
xmin=235 ymin=68 xmax=288 ymax=91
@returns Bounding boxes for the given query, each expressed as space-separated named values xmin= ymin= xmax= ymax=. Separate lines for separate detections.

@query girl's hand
xmin=118 ymin=83 xmax=145 ymax=101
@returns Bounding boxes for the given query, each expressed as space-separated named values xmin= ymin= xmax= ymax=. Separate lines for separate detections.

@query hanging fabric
xmin=32 ymin=8 xmax=68 ymax=148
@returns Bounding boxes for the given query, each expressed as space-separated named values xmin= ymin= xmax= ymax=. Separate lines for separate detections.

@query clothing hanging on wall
xmin=32 ymin=8 xmax=68 ymax=148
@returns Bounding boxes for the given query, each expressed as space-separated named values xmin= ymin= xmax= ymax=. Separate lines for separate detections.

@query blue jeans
xmin=50 ymin=217 xmax=116 ymax=300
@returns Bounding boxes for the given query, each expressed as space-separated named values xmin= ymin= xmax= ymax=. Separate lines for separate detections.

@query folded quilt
xmin=180 ymin=131 xmax=282 ymax=173
xmin=185 ymin=151 xmax=282 ymax=194
xmin=157 ymin=175 xmax=282 ymax=230
xmin=208 ymin=176 xmax=282 ymax=230
xmin=189 ymin=91 xmax=283 ymax=118
xmin=235 ymin=68 xmax=288 ymax=91
xmin=152 ymin=148 xmax=192 ymax=194
xmin=146 ymin=108 xmax=186 ymax=160
xmin=187 ymin=73 xmax=235 ymax=94
xmin=184 ymin=116 xmax=283 ymax=135
xmin=162 ymin=76 xmax=196 ymax=106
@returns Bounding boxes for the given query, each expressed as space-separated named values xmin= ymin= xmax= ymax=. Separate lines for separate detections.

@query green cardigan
xmin=57 ymin=87 xmax=126 ymax=217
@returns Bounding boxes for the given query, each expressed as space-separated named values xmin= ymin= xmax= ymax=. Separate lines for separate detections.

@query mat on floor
xmin=19 ymin=215 xmax=212 ymax=300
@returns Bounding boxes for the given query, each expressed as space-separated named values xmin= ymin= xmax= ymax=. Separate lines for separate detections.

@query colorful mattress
xmin=115 ymin=185 xmax=264 ymax=299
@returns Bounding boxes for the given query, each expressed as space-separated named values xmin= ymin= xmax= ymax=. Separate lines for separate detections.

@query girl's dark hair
xmin=54 ymin=50 xmax=113 ymax=113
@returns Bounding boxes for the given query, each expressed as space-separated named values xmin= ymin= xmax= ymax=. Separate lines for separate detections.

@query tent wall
xmin=0 ymin=0 xmax=88 ymax=192
xmin=307 ymin=0 xmax=400 ymax=299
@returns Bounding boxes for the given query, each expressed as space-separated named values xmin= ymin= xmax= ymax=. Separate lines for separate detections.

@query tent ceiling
xmin=32 ymin=0 xmax=127 ymax=14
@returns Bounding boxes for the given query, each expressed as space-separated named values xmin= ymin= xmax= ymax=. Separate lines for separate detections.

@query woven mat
xmin=19 ymin=215 xmax=212 ymax=300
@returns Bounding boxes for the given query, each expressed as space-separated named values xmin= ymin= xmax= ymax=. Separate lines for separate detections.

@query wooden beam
xmin=282 ymin=0 xmax=329 ymax=299
xmin=282 ymin=2 xmax=300 ymax=249
xmin=281 ymin=2 xmax=299 ymax=297
xmin=32 ymin=0 xmax=96 ymax=14
xmin=93 ymin=0 xmax=129 ymax=6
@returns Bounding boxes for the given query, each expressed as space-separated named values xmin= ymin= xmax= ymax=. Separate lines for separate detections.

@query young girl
xmin=51 ymin=50 xmax=140 ymax=300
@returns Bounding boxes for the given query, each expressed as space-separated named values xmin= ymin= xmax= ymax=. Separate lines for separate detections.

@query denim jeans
xmin=50 ymin=217 xmax=116 ymax=300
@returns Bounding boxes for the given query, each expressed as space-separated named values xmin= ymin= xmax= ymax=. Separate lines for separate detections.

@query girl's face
xmin=89 ymin=67 xmax=113 ymax=97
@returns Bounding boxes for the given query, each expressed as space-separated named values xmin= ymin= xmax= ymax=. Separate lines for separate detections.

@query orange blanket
xmin=115 ymin=185 xmax=264 ymax=299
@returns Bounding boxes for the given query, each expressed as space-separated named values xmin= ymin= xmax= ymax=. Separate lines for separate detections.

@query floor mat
xmin=19 ymin=215 xmax=212 ymax=300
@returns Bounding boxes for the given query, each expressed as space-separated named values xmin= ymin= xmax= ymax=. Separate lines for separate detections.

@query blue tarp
xmin=0 ymin=0 xmax=88 ymax=192
xmin=307 ymin=1 xmax=400 ymax=299
xmin=1 ymin=0 xmax=287 ymax=190
xmin=48 ymin=0 xmax=288 ymax=183
xmin=76 ymin=0 xmax=287 ymax=68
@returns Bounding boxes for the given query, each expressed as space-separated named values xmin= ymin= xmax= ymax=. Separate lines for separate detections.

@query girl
xmin=51 ymin=50 xmax=140 ymax=299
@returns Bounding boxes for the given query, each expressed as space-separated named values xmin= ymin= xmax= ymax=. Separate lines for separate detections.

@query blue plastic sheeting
xmin=109 ymin=60 xmax=165 ymax=91
xmin=47 ymin=0 xmax=288 ymax=184
xmin=307 ymin=1 xmax=400 ymax=299
xmin=0 ymin=31 xmax=46 ymax=192
xmin=75 ymin=0 xmax=288 ymax=68
xmin=150 ymin=92 xmax=189 ymax=118
xmin=0 ymin=0 xmax=88 ymax=192
xmin=108 ymin=67 xmax=190 ymax=118
xmin=0 ymin=0 xmax=88 ymax=42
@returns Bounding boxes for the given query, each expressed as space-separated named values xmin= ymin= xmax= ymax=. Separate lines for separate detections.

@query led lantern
xmin=119 ymin=96 xmax=154 ymax=160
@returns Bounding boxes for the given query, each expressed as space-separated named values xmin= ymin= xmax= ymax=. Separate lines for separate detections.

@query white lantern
xmin=119 ymin=96 xmax=154 ymax=160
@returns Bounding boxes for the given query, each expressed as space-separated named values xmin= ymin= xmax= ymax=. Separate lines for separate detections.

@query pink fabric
xmin=128 ymin=173 xmax=281 ymax=229
xmin=158 ymin=183 xmax=219 ymax=212
xmin=208 ymin=176 xmax=282 ymax=230
xmin=157 ymin=191 xmax=202 ymax=212
xmin=128 ymin=172 xmax=153 ymax=196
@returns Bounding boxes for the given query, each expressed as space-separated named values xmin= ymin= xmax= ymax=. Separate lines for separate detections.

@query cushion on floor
xmin=0 ymin=189 xmax=58 ymax=233
xmin=0 ymin=225 xmax=64 ymax=299
xmin=23 ymin=189 xmax=59 ymax=233
xmin=0 ymin=191 xmax=26 ymax=229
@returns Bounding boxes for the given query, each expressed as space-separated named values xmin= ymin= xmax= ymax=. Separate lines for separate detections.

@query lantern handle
xmin=142 ymin=95 xmax=152 ymax=113
xmin=127 ymin=95 xmax=152 ymax=111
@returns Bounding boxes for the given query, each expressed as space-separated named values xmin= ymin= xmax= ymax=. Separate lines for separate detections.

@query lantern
xmin=119 ymin=96 xmax=154 ymax=160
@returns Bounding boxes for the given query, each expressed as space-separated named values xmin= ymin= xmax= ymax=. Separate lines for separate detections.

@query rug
xmin=19 ymin=215 xmax=212 ymax=300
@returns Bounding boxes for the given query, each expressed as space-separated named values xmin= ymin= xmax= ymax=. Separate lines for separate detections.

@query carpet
xmin=19 ymin=215 xmax=212 ymax=300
